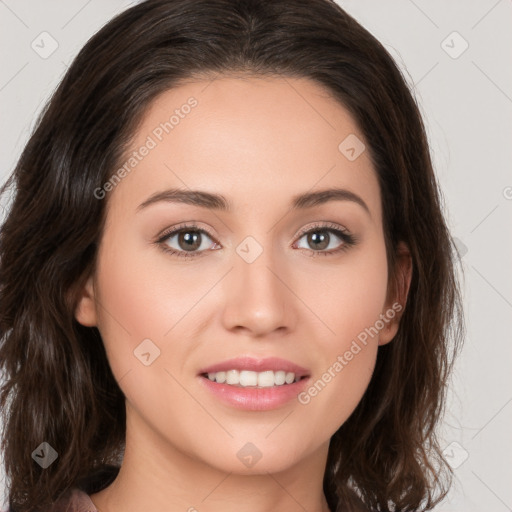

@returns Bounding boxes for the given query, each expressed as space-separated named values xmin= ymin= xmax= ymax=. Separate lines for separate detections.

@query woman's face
xmin=76 ymin=75 xmax=404 ymax=475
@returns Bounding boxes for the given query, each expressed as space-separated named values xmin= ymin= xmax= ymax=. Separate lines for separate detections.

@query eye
xmin=293 ymin=222 xmax=356 ymax=257
xmin=156 ymin=223 xmax=219 ymax=259
xmin=156 ymin=221 xmax=357 ymax=260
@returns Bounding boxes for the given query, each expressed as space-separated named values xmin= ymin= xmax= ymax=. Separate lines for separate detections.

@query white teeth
xmin=274 ymin=370 xmax=286 ymax=385
xmin=206 ymin=370 xmax=300 ymax=387
xmin=285 ymin=372 xmax=295 ymax=384
xmin=257 ymin=370 xmax=274 ymax=387
xmin=226 ymin=370 xmax=239 ymax=385
xmin=240 ymin=370 xmax=258 ymax=386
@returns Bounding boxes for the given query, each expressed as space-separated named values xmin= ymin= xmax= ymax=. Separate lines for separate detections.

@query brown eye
xmin=294 ymin=223 xmax=357 ymax=257
xmin=157 ymin=224 xmax=219 ymax=259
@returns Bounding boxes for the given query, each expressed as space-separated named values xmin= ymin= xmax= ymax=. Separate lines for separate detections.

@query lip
xmin=198 ymin=356 xmax=310 ymax=378
xmin=197 ymin=356 xmax=311 ymax=411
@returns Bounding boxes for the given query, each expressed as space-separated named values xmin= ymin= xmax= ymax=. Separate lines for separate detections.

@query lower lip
xmin=198 ymin=375 xmax=310 ymax=411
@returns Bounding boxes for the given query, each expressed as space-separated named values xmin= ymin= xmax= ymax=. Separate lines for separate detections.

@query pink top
xmin=3 ymin=466 xmax=116 ymax=512
xmin=51 ymin=488 xmax=98 ymax=512
xmin=1 ymin=488 xmax=101 ymax=512
xmin=3 ymin=489 xmax=98 ymax=512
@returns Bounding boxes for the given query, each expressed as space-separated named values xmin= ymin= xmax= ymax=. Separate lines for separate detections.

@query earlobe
xmin=378 ymin=242 xmax=413 ymax=346
xmin=74 ymin=275 xmax=97 ymax=327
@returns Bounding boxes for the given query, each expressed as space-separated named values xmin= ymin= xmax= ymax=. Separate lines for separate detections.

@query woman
xmin=0 ymin=1 xmax=464 ymax=511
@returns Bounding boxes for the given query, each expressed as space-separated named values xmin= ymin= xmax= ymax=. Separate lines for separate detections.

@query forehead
xmin=106 ymin=75 xmax=381 ymax=222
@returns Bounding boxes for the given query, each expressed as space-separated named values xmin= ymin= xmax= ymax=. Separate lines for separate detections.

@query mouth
xmin=200 ymin=370 xmax=308 ymax=388
xmin=197 ymin=356 xmax=311 ymax=411
xmin=197 ymin=356 xmax=310 ymax=386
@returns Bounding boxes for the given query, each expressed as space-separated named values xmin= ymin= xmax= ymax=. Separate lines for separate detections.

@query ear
xmin=378 ymin=241 xmax=412 ymax=346
xmin=74 ymin=274 xmax=98 ymax=327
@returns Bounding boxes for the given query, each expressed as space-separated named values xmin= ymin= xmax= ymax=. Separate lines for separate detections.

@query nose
xmin=221 ymin=241 xmax=296 ymax=337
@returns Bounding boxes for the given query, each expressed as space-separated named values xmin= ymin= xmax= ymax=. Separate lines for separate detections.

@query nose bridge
xmin=222 ymin=229 xmax=293 ymax=335
xmin=238 ymin=235 xmax=279 ymax=292
xmin=237 ymin=230 xmax=284 ymax=301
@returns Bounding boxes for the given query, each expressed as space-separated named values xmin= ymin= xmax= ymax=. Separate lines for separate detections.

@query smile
xmin=203 ymin=369 xmax=302 ymax=387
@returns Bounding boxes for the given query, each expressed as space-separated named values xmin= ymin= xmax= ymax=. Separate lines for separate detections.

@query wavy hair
xmin=0 ymin=1 xmax=464 ymax=511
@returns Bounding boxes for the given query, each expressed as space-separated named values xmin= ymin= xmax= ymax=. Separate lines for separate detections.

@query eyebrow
xmin=136 ymin=187 xmax=370 ymax=215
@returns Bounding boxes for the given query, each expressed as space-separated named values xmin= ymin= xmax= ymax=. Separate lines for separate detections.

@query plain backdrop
xmin=1 ymin=1 xmax=511 ymax=511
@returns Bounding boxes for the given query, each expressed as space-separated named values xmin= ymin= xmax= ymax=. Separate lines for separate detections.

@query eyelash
xmin=155 ymin=221 xmax=357 ymax=260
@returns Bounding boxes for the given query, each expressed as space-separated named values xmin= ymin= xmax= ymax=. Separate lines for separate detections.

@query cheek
xmin=301 ymin=232 xmax=389 ymax=348
xmin=92 ymin=232 xmax=194 ymax=376
xmin=296 ymin=301 xmax=382 ymax=442
xmin=93 ymin=225 xmax=222 ymax=392
xmin=294 ymin=237 xmax=388 ymax=433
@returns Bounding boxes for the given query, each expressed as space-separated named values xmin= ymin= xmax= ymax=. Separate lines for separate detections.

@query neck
xmin=89 ymin=404 xmax=332 ymax=512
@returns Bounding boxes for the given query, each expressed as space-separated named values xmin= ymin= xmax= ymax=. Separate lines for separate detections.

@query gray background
xmin=1 ymin=1 xmax=511 ymax=510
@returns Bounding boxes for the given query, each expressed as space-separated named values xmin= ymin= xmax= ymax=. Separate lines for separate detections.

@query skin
xmin=75 ymin=75 xmax=412 ymax=512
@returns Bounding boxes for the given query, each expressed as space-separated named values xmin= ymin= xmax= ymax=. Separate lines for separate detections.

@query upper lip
xmin=198 ymin=356 xmax=310 ymax=379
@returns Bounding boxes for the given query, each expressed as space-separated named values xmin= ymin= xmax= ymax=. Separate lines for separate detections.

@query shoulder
xmin=1 ymin=489 xmax=96 ymax=512
xmin=3 ymin=466 xmax=119 ymax=512
xmin=54 ymin=464 xmax=120 ymax=512
xmin=49 ymin=488 xmax=98 ymax=512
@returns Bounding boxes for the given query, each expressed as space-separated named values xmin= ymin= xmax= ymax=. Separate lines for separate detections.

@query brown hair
xmin=0 ymin=1 xmax=464 ymax=511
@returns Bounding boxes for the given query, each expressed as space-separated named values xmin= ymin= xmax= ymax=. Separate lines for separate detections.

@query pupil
xmin=309 ymin=231 xmax=328 ymax=250
xmin=181 ymin=231 xmax=200 ymax=250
